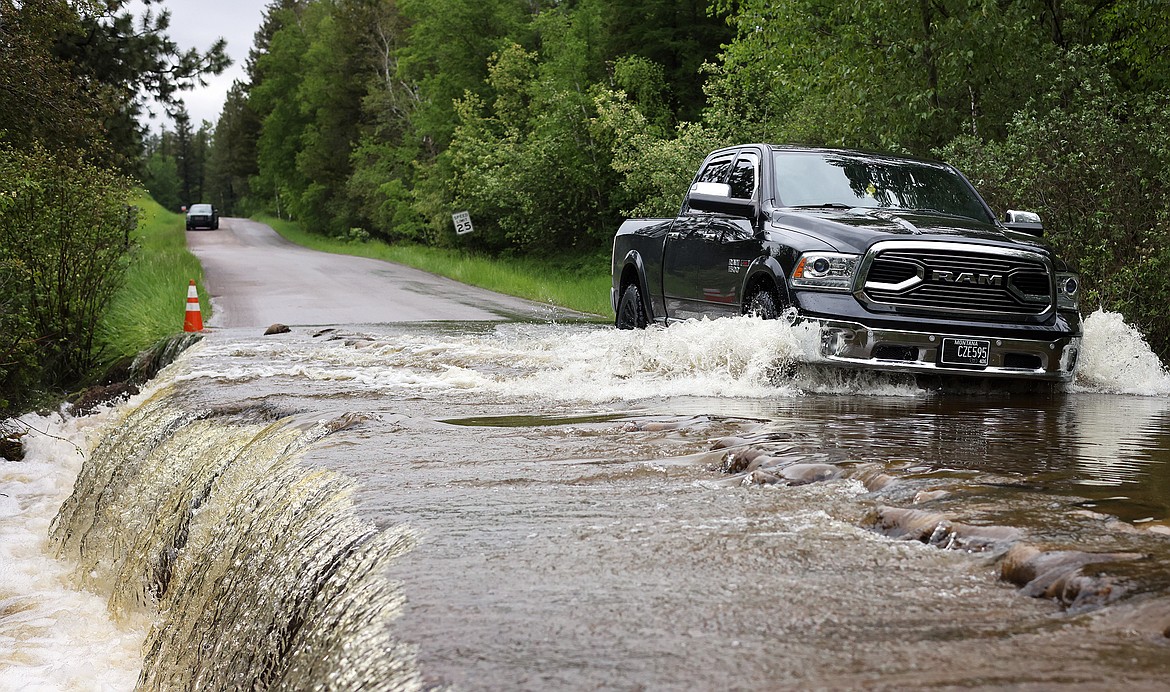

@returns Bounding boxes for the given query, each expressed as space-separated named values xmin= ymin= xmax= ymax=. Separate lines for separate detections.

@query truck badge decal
xmin=728 ymin=259 xmax=751 ymax=274
xmin=931 ymin=270 xmax=1003 ymax=286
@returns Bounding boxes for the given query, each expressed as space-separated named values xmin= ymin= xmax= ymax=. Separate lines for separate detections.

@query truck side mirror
xmin=688 ymin=182 xmax=758 ymax=219
xmin=1004 ymin=209 xmax=1044 ymax=237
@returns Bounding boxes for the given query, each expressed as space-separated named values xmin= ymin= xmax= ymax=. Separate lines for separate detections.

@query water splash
xmin=0 ymin=409 xmax=145 ymax=691
xmin=177 ymin=310 xmax=1170 ymax=403
xmin=1076 ymin=310 xmax=1170 ymax=395
xmin=184 ymin=316 xmax=929 ymax=402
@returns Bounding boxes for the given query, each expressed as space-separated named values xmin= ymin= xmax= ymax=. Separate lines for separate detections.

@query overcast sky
xmin=136 ymin=0 xmax=269 ymax=132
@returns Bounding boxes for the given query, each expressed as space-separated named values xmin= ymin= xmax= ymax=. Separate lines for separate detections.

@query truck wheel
xmin=616 ymin=284 xmax=648 ymax=329
xmin=746 ymin=289 xmax=779 ymax=320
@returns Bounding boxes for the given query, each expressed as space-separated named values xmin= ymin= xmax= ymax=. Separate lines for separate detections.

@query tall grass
xmin=257 ymin=215 xmax=613 ymax=318
xmin=95 ymin=193 xmax=208 ymax=366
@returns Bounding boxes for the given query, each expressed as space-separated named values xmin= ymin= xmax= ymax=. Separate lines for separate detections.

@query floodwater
xmin=4 ymin=310 xmax=1170 ymax=690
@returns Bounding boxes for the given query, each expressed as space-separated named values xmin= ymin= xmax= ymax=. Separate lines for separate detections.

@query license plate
xmin=941 ymin=338 xmax=990 ymax=367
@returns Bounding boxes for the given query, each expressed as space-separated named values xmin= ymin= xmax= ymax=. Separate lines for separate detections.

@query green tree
xmin=292 ymin=0 xmax=380 ymax=236
xmin=0 ymin=146 xmax=135 ymax=398
xmin=173 ymin=108 xmax=196 ymax=205
xmin=250 ymin=2 xmax=313 ymax=219
xmin=706 ymin=0 xmax=1058 ymax=153
xmin=0 ymin=255 xmax=36 ymax=413
xmin=593 ymin=86 xmax=720 ymax=218
xmin=345 ymin=0 xmax=426 ymax=242
xmin=206 ymin=81 xmax=261 ymax=215
xmin=441 ymin=7 xmax=625 ymax=255
xmin=52 ymin=0 xmax=230 ymax=168
xmin=396 ymin=0 xmax=531 ymax=154
xmin=142 ymin=151 xmax=183 ymax=211
xmin=591 ymin=0 xmax=732 ymax=123
xmin=4 ymin=0 xmax=229 ymax=166
xmin=0 ymin=0 xmax=107 ymax=158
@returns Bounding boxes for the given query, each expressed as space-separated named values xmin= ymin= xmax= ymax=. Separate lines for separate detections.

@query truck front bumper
xmin=810 ymin=319 xmax=1080 ymax=382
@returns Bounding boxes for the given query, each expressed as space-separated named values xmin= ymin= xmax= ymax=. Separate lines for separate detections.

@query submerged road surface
xmin=185 ymin=217 xmax=578 ymax=327
xmin=7 ymin=221 xmax=1170 ymax=690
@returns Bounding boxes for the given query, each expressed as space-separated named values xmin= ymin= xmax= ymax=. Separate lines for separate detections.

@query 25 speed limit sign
xmin=452 ymin=211 xmax=474 ymax=235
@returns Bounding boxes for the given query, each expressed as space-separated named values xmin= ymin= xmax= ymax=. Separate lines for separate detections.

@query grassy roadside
xmin=256 ymin=215 xmax=614 ymax=318
xmin=94 ymin=193 xmax=208 ymax=368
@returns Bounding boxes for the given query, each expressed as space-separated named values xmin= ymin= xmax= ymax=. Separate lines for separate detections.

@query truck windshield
xmin=773 ymin=151 xmax=992 ymax=223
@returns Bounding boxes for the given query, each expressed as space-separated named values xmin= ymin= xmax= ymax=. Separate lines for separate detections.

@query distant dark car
xmin=186 ymin=203 xmax=219 ymax=230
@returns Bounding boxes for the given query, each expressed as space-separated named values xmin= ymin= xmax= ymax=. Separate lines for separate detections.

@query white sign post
xmin=452 ymin=211 xmax=474 ymax=235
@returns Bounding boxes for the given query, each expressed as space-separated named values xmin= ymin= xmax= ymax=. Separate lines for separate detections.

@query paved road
xmin=186 ymin=218 xmax=584 ymax=328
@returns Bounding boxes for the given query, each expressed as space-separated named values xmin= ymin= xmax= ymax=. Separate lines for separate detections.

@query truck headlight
xmin=790 ymin=252 xmax=859 ymax=291
xmin=1057 ymin=272 xmax=1080 ymax=310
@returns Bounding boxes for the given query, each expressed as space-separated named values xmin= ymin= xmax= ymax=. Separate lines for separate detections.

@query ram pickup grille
xmin=861 ymin=246 xmax=1053 ymax=318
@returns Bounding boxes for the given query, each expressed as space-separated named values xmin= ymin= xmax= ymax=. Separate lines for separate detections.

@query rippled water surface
xmin=5 ymin=311 xmax=1170 ymax=689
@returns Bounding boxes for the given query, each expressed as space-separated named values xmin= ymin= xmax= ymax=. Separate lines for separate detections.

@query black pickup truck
xmin=611 ymin=144 xmax=1083 ymax=381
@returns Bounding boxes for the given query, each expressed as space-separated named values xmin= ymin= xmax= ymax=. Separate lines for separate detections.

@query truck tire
xmin=616 ymin=284 xmax=648 ymax=329
xmin=746 ymin=289 xmax=779 ymax=320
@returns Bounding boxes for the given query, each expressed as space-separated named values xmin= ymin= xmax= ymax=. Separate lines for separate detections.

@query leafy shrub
xmin=593 ymin=89 xmax=722 ymax=219
xmin=0 ymin=145 xmax=134 ymax=409
xmin=442 ymin=37 xmax=620 ymax=255
xmin=0 ymin=258 xmax=37 ymax=412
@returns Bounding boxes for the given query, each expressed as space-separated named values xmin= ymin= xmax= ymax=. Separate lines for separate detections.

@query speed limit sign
xmin=452 ymin=211 xmax=474 ymax=235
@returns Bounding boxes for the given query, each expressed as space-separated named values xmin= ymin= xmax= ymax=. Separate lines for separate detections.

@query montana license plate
xmin=941 ymin=338 xmax=990 ymax=367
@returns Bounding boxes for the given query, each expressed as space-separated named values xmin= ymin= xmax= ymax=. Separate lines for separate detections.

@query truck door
xmin=665 ymin=151 xmax=761 ymax=319
xmin=662 ymin=153 xmax=734 ymax=320
xmin=663 ymin=213 xmax=727 ymax=320
xmin=703 ymin=152 xmax=761 ymax=315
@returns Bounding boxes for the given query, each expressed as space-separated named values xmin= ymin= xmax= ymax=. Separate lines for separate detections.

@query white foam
xmin=0 ymin=410 xmax=146 ymax=691
xmin=177 ymin=317 xmax=927 ymax=402
xmin=1075 ymin=310 xmax=1170 ymax=395
xmin=177 ymin=312 xmax=1170 ymax=401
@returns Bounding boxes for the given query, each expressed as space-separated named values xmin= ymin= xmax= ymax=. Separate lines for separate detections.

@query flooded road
xmin=5 ymin=220 xmax=1170 ymax=688
xmin=8 ymin=311 xmax=1170 ymax=689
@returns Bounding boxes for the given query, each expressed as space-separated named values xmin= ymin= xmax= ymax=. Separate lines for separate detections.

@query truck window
xmin=728 ymin=153 xmax=758 ymax=200
xmin=695 ymin=155 xmax=734 ymax=185
xmin=773 ymin=150 xmax=992 ymax=223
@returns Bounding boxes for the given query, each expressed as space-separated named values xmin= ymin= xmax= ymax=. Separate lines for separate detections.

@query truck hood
xmin=769 ymin=207 xmax=1053 ymax=256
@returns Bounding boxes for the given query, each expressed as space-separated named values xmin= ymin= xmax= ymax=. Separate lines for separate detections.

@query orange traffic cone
xmin=184 ymin=280 xmax=204 ymax=332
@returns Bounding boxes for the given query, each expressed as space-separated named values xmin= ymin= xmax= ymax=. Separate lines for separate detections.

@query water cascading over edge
xmin=48 ymin=385 xmax=420 ymax=691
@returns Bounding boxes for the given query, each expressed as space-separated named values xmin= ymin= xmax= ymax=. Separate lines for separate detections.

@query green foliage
xmin=589 ymin=0 xmax=732 ymax=123
xmin=343 ymin=0 xmax=424 ymax=243
xmin=0 ymin=0 xmax=108 ymax=159
xmin=0 ymin=257 xmax=36 ymax=412
xmin=0 ymin=145 xmax=135 ymax=410
xmin=707 ymin=0 xmax=1060 ymax=154
xmin=142 ymin=151 xmax=182 ymax=211
xmin=250 ymin=2 xmax=313 ymax=221
xmin=941 ymin=56 xmax=1170 ymax=358
xmin=95 ymin=193 xmax=207 ymax=363
xmin=205 ymin=81 xmax=261 ymax=216
xmin=0 ymin=0 xmax=229 ymax=170
xmin=396 ymin=0 xmax=532 ymax=152
xmin=594 ymin=89 xmax=721 ymax=218
xmin=442 ymin=15 xmax=622 ymax=255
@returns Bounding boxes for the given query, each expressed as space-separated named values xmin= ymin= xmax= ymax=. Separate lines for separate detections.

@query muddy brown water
xmin=20 ymin=315 xmax=1170 ymax=689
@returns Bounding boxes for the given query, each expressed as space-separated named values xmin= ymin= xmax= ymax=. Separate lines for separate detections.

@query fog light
xmin=820 ymin=327 xmax=852 ymax=357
